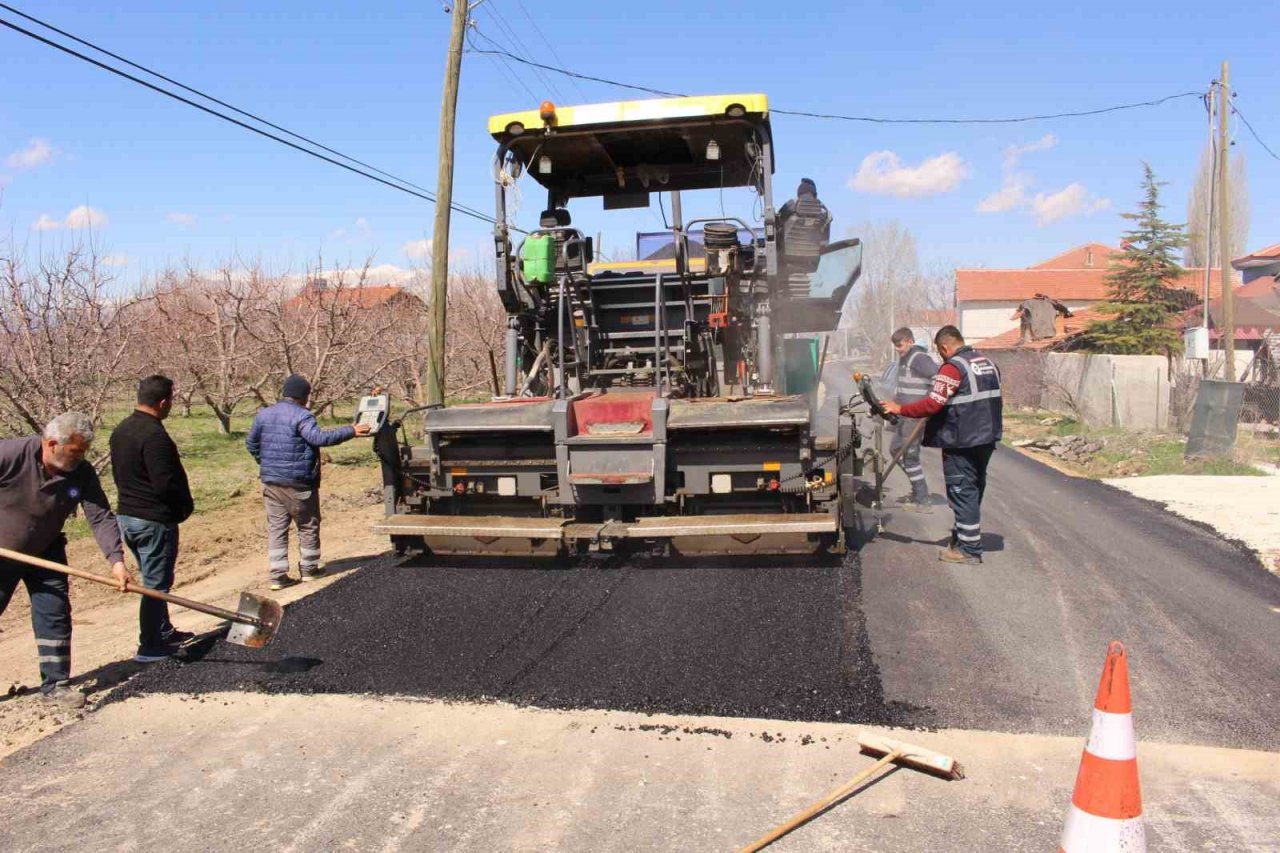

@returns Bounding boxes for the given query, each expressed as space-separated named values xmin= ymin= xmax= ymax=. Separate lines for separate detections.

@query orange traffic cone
xmin=1059 ymin=641 xmax=1145 ymax=852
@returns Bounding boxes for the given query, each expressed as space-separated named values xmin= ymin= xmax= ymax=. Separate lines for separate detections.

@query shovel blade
xmin=225 ymin=592 xmax=283 ymax=648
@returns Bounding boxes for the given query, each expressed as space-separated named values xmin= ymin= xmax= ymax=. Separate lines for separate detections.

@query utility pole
xmin=427 ymin=1 xmax=469 ymax=406
xmin=1218 ymin=61 xmax=1235 ymax=382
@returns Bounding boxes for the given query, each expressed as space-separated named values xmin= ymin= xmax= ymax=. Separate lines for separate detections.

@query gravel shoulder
xmin=1104 ymin=474 xmax=1280 ymax=575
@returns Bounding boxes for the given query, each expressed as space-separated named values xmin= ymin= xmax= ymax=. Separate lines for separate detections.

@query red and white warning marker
xmin=1059 ymin=640 xmax=1145 ymax=852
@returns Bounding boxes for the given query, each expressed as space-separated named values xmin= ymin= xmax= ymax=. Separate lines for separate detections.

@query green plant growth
xmin=65 ymin=405 xmax=377 ymax=542
xmin=1082 ymin=164 xmax=1190 ymax=355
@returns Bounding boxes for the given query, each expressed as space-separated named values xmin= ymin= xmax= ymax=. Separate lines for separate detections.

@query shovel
xmin=0 ymin=546 xmax=282 ymax=648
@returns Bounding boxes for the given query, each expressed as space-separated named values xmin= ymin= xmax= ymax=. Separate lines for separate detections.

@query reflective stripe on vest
xmin=945 ymin=353 xmax=1003 ymax=405
xmin=923 ymin=346 xmax=1002 ymax=449
xmin=896 ymin=348 xmax=934 ymax=398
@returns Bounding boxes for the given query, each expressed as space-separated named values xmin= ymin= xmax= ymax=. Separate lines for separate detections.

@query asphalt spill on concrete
xmin=113 ymin=553 xmax=934 ymax=726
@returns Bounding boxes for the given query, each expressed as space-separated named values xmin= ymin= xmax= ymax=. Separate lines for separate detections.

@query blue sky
xmin=1 ymin=0 xmax=1276 ymax=285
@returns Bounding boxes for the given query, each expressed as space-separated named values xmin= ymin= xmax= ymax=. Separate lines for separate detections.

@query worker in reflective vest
xmin=883 ymin=325 xmax=1003 ymax=565
xmin=889 ymin=327 xmax=939 ymax=509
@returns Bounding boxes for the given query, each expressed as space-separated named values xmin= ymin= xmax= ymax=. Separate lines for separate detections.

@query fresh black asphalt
xmin=114 ymin=553 xmax=923 ymax=725
xmin=111 ymin=368 xmax=1280 ymax=751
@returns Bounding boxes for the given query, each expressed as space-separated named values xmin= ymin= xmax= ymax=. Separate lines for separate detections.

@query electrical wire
xmin=467 ymin=22 xmax=540 ymax=102
xmin=480 ymin=4 xmax=566 ymax=103
xmin=0 ymin=8 xmax=501 ymax=227
xmin=1232 ymin=103 xmax=1280 ymax=162
xmin=510 ymin=0 xmax=588 ymax=102
xmin=465 ymin=45 xmax=1204 ymax=126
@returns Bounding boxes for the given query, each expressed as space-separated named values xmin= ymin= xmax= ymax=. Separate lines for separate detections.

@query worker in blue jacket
xmin=246 ymin=374 xmax=371 ymax=590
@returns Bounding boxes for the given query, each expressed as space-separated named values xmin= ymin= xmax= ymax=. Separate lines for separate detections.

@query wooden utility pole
xmin=1218 ymin=61 xmax=1235 ymax=381
xmin=427 ymin=1 xmax=469 ymax=406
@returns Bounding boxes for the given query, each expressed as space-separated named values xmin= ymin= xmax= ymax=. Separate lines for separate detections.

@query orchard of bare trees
xmin=0 ymin=238 xmax=507 ymax=437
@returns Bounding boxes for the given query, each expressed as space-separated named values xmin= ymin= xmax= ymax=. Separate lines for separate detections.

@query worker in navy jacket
xmin=884 ymin=326 xmax=1002 ymax=565
xmin=246 ymin=374 xmax=370 ymax=589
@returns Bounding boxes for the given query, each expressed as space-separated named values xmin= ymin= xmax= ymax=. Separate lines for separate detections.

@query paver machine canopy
xmin=374 ymin=94 xmax=869 ymax=557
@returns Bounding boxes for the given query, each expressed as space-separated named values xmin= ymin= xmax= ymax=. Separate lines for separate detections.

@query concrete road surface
xmin=1 ymin=361 xmax=1278 ymax=850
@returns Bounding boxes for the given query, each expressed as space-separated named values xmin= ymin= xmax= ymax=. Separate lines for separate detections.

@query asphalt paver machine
xmin=375 ymin=94 xmax=870 ymax=557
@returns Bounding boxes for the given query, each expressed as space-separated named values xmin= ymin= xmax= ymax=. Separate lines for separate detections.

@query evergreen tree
xmin=1082 ymin=164 xmax=1189 ymax=355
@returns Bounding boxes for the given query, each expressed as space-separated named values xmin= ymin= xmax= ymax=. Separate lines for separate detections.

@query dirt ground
xmin=0 ymin=464 xmax=391 ymax=760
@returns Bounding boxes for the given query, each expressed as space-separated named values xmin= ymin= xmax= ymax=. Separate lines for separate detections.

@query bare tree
xmin=383 ymin=266 xmax=507 ymax=404
xmin=1185 ymin=145 xmax=1250 ymax=268
xmin=0 ymin=240 xmax=137 ymax=437
xmin=248 ymin=260 xmax=405 ymax=414
xmin=839 ymin=221 xmax=949 ymax=366
xmin=147 ymin=263 xmax=272 ymax=433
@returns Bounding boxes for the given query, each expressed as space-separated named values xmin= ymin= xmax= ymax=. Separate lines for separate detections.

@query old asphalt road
xmin=1 ymin=364 xmax=1278 ymax=850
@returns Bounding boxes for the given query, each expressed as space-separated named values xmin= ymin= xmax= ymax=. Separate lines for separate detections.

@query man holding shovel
xmin=0 ymin=412 xmax=129 ymax=708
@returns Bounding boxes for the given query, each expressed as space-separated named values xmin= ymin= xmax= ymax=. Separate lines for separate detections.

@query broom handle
xmin=738 ymin=750 xmax=902 ymax=853
xmin=0 ymin=546 xmax=255 ymax=625
xmin=876 ymin=417 xmax=927 ymax=493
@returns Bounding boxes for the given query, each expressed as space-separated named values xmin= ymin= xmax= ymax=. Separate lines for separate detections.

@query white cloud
xmin=101 ymin=254 xmax=129 ymax=267
xmin=5 ymin=138 xmax=55 ymax=170
xmin=65 ymin=205 xmax=108 ymax=229
xmin=1003 ymin=133 xmax=1056 ymax=168
xmin=167 ymin=211 xmax=197 ymax=226
xmin=33 ymin=206 xmax=108 ymax=231
xmin=1031 ymin=183 xmax=1111 ymax=226
xmin=360 ymin=263 xmax=415 ymax=283
xmin=329 ymin=217 xmax=371 ymax=241
xmin=403 ymin=238 xmax=432 ymax=260
xmin=850 ymin=151 xmax=969 ymax=198
xmin=978 ymin=134 xmax=1071 ymax=218
xmin=977 ymin=176 xmax=1029 ymax=213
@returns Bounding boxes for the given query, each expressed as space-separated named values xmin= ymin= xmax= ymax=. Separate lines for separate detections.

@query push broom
xmin=738 ymin=733 xmax=964 ymax=852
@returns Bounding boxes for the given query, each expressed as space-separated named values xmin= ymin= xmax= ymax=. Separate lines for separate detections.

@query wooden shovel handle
xmin=738 ymin=750 xmax=902 ymax=853
xmin=0 ymin=546 xmax=256 ymax=626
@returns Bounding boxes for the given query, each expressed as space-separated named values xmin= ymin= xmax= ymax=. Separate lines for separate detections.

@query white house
xmin=957 ymin=243 xmax=1223 ymax=344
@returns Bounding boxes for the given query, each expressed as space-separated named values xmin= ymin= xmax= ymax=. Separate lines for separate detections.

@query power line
xmin=0 ymin=7 xmax=501 ymax=227
xmin=467 ymin=45 xmax=1204 ymax=125
xmin=466 ymin=25 xmax=539 ymax=102
xmin=773 ymin=92 xmax=1203 ymax=124
xmin=480 ymin=4 xmax=567 ymax=103
xmin=510 ymin=0 xmax=588 ymax=101
xmin=1231 ymin=103 xmax=1280 ymax=162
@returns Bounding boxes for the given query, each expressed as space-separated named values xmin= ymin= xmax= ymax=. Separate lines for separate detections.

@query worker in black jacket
xmin=109 ymin=375 xmax=195 ymax=662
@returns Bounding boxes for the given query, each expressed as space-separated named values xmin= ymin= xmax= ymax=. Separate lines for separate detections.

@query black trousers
xmin=941 ymin=444 xmax=996 ymax=557
xmin=0 ymin=539 xmax=72 ymax=692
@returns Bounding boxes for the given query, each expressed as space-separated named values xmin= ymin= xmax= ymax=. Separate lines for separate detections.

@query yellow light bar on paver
xmin=762 ymin=462 xmax=782 ymax=472
xmin=488 ymin=93 xmax=768 ymax=137
xmin=588 ymin=258 xmax=708 ymax=274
